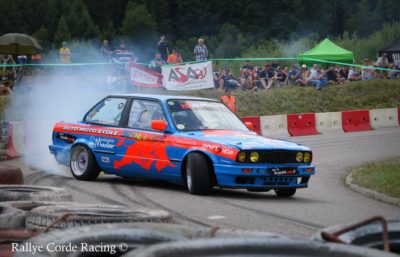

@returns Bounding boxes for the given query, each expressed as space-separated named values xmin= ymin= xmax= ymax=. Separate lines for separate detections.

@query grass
xmin=351 ymin=158 xmax=400 ymax=198
xmin=168 ymin=79 xmax=400 ymax=116
xmin=0 ymin=96 xmax=9 ymax=119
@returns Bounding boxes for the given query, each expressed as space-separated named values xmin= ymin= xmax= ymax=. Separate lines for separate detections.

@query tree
xmin=120 ymin=2 xmax=157 ymax=39
xmin=54 ymin=16 xmax=71 ymax=44
xmin=64 ymin=0 xmax=99 ymax=39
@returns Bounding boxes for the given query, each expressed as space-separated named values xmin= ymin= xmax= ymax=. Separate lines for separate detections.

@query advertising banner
xmin=130 ymin=63 xmax=163 ymax=87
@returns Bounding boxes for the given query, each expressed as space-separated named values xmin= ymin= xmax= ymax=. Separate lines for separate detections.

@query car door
xmin=113 ymin=98 xmax=176 ymax=180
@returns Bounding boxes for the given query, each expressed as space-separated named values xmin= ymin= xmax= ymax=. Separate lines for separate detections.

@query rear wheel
xmin=274 ymin=188 xmax=296 ymax=197
xmin=70 ymin=145 xmax=100 ymax=181
xmin=185 ymin=153 xmax=212 ymax=195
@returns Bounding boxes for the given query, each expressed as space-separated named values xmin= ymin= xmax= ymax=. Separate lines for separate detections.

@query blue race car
xmin=50 ymin=94 xmax=315 ymax=196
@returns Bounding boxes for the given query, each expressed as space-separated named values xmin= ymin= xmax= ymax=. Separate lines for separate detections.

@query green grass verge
xmin=351 ymin=158 xmax=400 ymax=198
xmin=169 ymin=79 xmax=400 ymax=116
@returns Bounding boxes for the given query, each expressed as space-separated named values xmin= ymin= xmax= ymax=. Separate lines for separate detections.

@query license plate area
xmin=268 ymin=167 xmax=297 ymax=175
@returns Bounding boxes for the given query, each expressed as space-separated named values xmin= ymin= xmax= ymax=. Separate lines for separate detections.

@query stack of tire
xmin=0 ymin=121 xmax=8 ymax=161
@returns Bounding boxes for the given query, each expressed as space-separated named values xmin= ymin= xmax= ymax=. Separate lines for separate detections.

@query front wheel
xmin=185 ymin=153 xmax=212 ymax=195
xmin=274 ymin=188 xmax=296 ymax=197
xmin=70 ymin=145 xmax=100 ymax=181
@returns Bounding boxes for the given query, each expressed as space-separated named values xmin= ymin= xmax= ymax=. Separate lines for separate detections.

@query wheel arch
xmin=180 ymin=150 xmax=218 ymax=187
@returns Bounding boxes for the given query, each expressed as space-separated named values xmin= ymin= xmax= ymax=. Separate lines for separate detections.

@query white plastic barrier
xmin=369 ymin=108 xmax=399 ymax=129
xmin=315 ymin=112 xmax=343 ymax=133
xmin=260 ymin=115 xmax=290 ymax=138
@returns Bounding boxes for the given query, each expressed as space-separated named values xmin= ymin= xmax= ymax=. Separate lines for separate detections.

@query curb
xmin=345 ymin=170 xmax=400 ymax=207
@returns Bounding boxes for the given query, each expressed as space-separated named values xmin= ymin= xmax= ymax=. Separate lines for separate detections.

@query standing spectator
xmin=149 ymin=52 xmax=166 ymax=73
xmin=100 ymin=40 xmax=112 ymax=62
xmin=167 ymin=48 xmax=183 ymax=64
xmin=220 ymin=88 xmax=237 ymax=113
xmin=157 ymin=35 xmax=169 ymax=62
xmin=1 ymin=55 xmax=16 ymax=88
xmin=348 ymin=66 xmax=362 ymax=81
xmin=362 ymin=59 xmax=374 ymax=80
xmin=194 ymin=38 xmax=208 ymax=61
xmin=376 ymin=53 xmax=389 ymax=68
xmin=59 ymin=41 xmax=71 ymax=64
xmin=114 ymin=40 xmax=129 ymax=54
xmin=288 ymin=65 xmax=301 ymax=85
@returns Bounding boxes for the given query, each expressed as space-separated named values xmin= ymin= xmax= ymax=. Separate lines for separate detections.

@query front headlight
xmin=296 ymin=152 xmax=303 ymax=162
xmin=249 ymin=151 xmax=259 ymax=163
xmin=237 ymin=152 xmax=246 ymax=162
xmin=304 ymin=152 xmax=311 ymax=163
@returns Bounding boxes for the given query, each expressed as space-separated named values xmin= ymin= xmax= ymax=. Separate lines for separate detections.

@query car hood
xmin=177 ymin=130 xmax=310 ymax=151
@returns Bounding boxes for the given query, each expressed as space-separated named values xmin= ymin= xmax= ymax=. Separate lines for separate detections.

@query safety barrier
xmin=241 ymin=116 xmax=261 ymax=135
xmin=342 ymin=110 xmax=372 ymax=132
xmin=7 ymin=122 xmax=22 ymax=159
xmin=260 ymin=115 xmax=290 ymax=138
xmin=398 ymin=107 xmax=400 ymax=126
xmin=369 ymin=108 xmax=399 ymax=129
xmin=287 ymin=113 xmax=318 ymax=136
xmin=315 ymin=112 xmax=343 ymax=133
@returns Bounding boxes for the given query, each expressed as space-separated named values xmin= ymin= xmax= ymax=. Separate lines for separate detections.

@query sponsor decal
xmin=89 ymin=137 xmax=116 ymax=151
xmin=101 ymin=156 xmax=110 ymax=163
xmin=62 ymin=126 xmax=119 ymax=136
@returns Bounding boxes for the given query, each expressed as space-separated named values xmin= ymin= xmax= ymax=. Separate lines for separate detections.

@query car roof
xmin=109 ymin=93 xmax=219 ymax=102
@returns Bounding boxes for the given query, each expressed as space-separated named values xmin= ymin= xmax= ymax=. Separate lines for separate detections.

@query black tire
xmin=0 ymin=185 xmax=73 ymax=202
xmin=0 ymin=202 xmax=26 ymax=229
xmin=4 ymin=200 xmax=69 ymax=211
xmin=0 ymin=165 xmax=23 ymax=184
xmin=274 ymin=188 xmax=296 ymax=197
xmin=16 ymin=223 xmax=186 ymax=257
xmin=128 ymin=238 xmax=397 ymax=257
xmin=25 ymin=204 xmax=173 ymax=230
xmin=70 ymin=144 xmax=100 ymax=181
xmin=185 ymin=153 xmax=212 ymax=195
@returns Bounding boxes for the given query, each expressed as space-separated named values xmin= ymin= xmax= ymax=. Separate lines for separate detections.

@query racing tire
xmin=0 ymin=165 xmax=23 ymax=184
xmin=0 ymin=202 xmax=26 ymax=229
xmin=0 ymin=185 xmax=73 ymax=202
xmin=25 ymin=204 xmax=173 ymax=230
xmin=16 ymin=224 xmax=186 ymax=257
xmin=70 ymin=144 xmax=100 ymax=181
xmin=185 ymin=153 xmax=212 ymax=195
xmin=274 ymin=188 xmax=296 ymax=197
xmin=128 ymin=238 xmax=396 ymax=257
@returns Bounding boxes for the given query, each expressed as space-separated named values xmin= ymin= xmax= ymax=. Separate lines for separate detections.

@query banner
xmin=162 ymin=61 xmax=214 ymax=90
xmin=130 ymin=63 xmax=163 ymax=87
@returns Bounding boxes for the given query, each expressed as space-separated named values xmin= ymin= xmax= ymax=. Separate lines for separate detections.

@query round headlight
xmin=304 ymin=152 xmax=311 ymax=163
xmin=249 ymin=152 xmax=259 ymax=163
xmin=238 ymin=152 xmax=246 ymax=162
xmin=296 ymin=152 xmax=303 ymax=162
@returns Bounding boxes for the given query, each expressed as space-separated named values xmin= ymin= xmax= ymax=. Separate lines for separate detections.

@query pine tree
xmin=64 ymin=0 xmax=99 ymax=39
xmin=120 ymin=2 xmax=157 ymax=39
xmin=54 ymin=16 xmax=71 ymax=44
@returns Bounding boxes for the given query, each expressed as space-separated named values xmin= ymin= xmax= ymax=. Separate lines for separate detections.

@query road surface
xmin=6 ymin=127 xmax=400 ymax=239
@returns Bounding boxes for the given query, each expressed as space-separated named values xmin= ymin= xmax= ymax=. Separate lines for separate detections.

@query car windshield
xmin=167 ymin=99 xmax=249 ymax=131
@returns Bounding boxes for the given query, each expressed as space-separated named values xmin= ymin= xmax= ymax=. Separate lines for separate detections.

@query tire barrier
xmin=0 ymin=203 xmax=26 ymax=229
xmin=260 ymin=115 xmax=290 ymax=138
xmin=16 ymin=223 xmax=186 ymax=257
xmin=0 ymin=165 xmax=23 ymax=185
xmin=342 ymin=109 xmax=372 ymax=132
xmin=0 ymin=185 xmax=73 ymax=202
xmin=315 ymin=112 xmax=343 ymax=133
xmin=240 ymin=116 xmax=261 ymax=135
xmin=287 ymin=113 xmax=318 ymax=136
xmin=25 ymin=204 xmax=174 ymax=230
xmin=369 ymin=108 xmax=399 ymax=129
xmin=0 ymin=121 xmax=8 ymax=161
xmin=128 ymin=238 xmax=398 ymax=257
xmin=311 ymin=217 xmax=400 ymax=254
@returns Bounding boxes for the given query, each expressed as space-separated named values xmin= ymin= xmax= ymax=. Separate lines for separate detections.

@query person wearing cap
xmin=288 ymin=64 xmax=301 ymax=85
xmin=220 ymin=88 xmax=237 ymax=113
xmin=167 ymin=48 xmax=183 ymax=64
xmin=362 ymin=58 xmax=374 ymax=80
xmin=59 ymin=41 xmax=71 ymax=64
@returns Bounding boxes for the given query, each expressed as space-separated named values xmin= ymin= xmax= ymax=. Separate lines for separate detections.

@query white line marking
xmin=207 ymin=215 xmax=226 ymax=220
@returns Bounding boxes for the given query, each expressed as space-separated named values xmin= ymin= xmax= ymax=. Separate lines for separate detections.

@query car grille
xmin=256 ymin=150 xmax=309 ymax=164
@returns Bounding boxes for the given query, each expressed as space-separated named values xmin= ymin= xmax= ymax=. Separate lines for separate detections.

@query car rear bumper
xmin=214 ymin=163 xmax=315 ymax=189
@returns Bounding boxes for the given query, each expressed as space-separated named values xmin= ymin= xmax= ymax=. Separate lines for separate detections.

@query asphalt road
xmin=6 ymin=127 xmax=400 ymax=239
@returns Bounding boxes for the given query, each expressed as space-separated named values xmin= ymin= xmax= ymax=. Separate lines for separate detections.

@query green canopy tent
xmin=298 ymin=38 xmax=354 ymax=67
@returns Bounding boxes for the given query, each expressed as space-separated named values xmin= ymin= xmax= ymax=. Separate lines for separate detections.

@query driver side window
xmin=128 ymin=99 xmax=166 ymax=130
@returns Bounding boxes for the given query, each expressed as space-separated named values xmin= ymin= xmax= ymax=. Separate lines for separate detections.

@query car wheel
xmin=70 ymin=145 xmax=100 ymax=181
xmin=274 ymin=188 xmax=296 ymax=197
xmin=185 ymin=153 xmax=211 ymax=195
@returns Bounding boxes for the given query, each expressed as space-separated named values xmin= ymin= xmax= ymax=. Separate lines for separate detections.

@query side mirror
xmin=151 ymin=120 xmax=168 ymax=131
xmin=245 ymin=121 xmax=255 ymax=131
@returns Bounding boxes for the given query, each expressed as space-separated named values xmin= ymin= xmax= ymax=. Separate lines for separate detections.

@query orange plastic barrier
xmin=287 ymin=113 xmax=318 ymax=136
xmin=342 ymin=110 xmax=372 ymax=132
xmin=241 ymin=116 xmax=261 ymax=135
